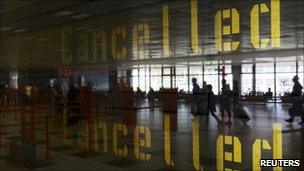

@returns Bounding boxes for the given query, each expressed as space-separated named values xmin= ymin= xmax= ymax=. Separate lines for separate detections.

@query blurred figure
xmin=190 ymin=77 xmax=201 ymax=114
xmin=202 ymin=81 xmax=208 ymax=94
xmin=67 ymin=81 xmax=79 ymax=103
xmin=232 ymin=80 xmax=240 ymax=107
xmin=249 ymin=90 xmax=256 ymax=96
xmin=135 ymin=87 xmax=145 ymax=100
xmin=54 ymin=84 xmax=65 ymax=124
xmin=198 ymin=81 xmax=208 ymax=115
xmin=148 ymin=87 xmax=156 ymax=102
xmin=0 ymin=84 xmax=3 ymax=96
xmin=264 ymin=87 xmax=273 ymax=97
xmin=0 ymin=84 xmax=4 ymax=106
xmin=285 ymin=76 xmax=303 ymax=124
xmin=220 ymin=81 xmax=232 ymax=121
xmin=136 ymin=87 xmax=143 ymax=94
xmin=66 ymin=81 xmax=80 ymax=125
xmin=206 ymin=84 xmax=220 ymax=123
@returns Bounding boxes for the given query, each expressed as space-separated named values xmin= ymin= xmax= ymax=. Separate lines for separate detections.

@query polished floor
xmin=0 ymin=101 xmax=303 ymax=171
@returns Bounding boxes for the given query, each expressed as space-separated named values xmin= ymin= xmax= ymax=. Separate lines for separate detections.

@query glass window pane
xmin=189 ymin=66 xmax=202 ymax=75
xmin=241 ymin=74 xmax=253 ymax=95
xmin=299 ymin=73 xmax=304 ymax=87
xmin=276 ymin=62 xmax=296 ymax=73
xmin=225 ymin=74 xmax=233 ymax=88
xmin=151 ymin=76 xmax=161 ymax=90
xmin=132 ymin=69 xmax=138 ymax=76
xmin=145 ymin=76 xmax=150 ymax=92
xmin=299 ymin=59 xmax=303 ymax=72
xmin=176 ymin=66 xmax=187 ymax=75
xmin=163 ymin=68 xmax=171 ymax=75
xmin=139 ymin=75 xmax=146 ymax=92
xmin=220 ymin=65 xmax=231 ymax=74
xmin=256 ymin=73 xmax=274 ymax=94
xmin=204 ymin=65 xmax=218 ymax=75
xmin=139 ymin=69 xmax=146 ymax=77
xmin=132 ymin=77 xmax=139 ymax=91
xmin=151 ymin=68 xmax=161 ymax=76
xmin=256 ymin=63 xmax=274 ymax=73
xmin=204 ymin=75 xmax=219 ymax=95
xmin=176 ymin=75 xmax=188 ymax=92
xmin=163 ymin=76 xmax=171 ymax=88
xmin=242 ymin=64 xmax=253 ymax=73
xmin=276 ymin=73 xmax=296 ymax=96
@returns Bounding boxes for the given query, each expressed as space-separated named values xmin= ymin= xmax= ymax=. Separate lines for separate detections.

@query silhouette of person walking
xmin=206 ymin=84 xmax=221 ymax=124
xmin=191 ymin=77 xmax=201 ymax=114
xmin=220 ymin=79 xmax=232 ymax=122
xmin=285 ymin=76 xmax=303 ymax=124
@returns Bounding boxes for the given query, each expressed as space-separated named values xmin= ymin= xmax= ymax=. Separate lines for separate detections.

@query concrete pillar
xmin=232 ymin=65 xmax=241 ymax=94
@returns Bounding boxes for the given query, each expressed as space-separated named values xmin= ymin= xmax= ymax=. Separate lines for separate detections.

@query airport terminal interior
xmin=0 ymin=0 xmax=304 ymax=170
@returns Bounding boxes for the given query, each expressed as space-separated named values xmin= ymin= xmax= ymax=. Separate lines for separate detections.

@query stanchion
xmin=121 ymin=87 xmax=136 ymax=127
xmin=38 ymin=102 xmax=42 ymax=123
xmin=79 ymin=86 xmax=93 ymax=152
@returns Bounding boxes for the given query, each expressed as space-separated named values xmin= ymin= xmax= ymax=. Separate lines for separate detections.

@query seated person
xmin=148 ymin=87 xmax=156 ymax=101
xmin=248 ymin=90 xmax=256 ymax=96
xmin=136 ymin=87 xmax=142 ymax=94
xmin=264 ymin=87 xmax=273 ymax=97
xmin=136 ymin=87 xmax=145 ymax=99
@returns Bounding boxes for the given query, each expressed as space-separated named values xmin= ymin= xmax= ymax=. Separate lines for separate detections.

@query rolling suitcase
xmin=233 ymin=103 xmax=250 ymax=124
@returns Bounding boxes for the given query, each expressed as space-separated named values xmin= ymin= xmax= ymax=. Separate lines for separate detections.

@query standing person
xmin=232 ymin=80 xmax=240 ymax=107
xmin=148 ymin=87 xmax=156 ymax=102
xmin=220 ymin=83 xmax=232 ymax=122
xmin=206 ymin=84 xmax=221 ymax=124
xmin=0 ymin=84 xmax=4 ymax=106
xmin=191 ymin=78 xmax=201 ymax=114
xmin=202 ymin=81 xmax=208 ymax=94
xmin=29 ymin=82 xmax=39 ymax=105
xmin=285 ymin=76 xmax=304 ymax=124
xmin=201 ymin=81 xmax=208 ymax=115
xmin=66 ymin=81 xmax=80 ymax=125
xmin=54 ymin=84 xmax=65 ymax=124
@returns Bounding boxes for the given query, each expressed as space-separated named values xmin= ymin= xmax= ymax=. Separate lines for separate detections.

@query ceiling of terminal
xmin=1 ymin=0 xmax=161 ymax=36
xmin=0 ymin=0 xmax=303 ymax=70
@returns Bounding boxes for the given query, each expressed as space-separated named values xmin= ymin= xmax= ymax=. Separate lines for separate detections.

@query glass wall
xmin=204 ymin=61 xmax=219 ymax=94
xmin=241 ymin=64 xmax=253 ymax=95
xmin=256 ymin=62 xmax=275 ymax=95
xmin=276 ymin=59 xmax=296 ymax=96
xmin=176 ymin=65 xmax=188 ymax=92
xmin=131 ymin=56 xmax=304 ymax=96
xmin=240 ymin=57 xmax=304 ymax=96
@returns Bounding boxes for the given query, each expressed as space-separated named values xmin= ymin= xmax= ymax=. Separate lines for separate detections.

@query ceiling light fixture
xmin=54 ymin=11 xmax=74 ymax=16
xmin=14 ymin=29 xmax=27 ymax=33
xmin=71 ymin=13 xmax=91 ymax=19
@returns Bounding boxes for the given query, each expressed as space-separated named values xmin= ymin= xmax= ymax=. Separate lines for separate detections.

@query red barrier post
xmin=44 ymin=116 xmax=52 ymax=162
xmin=14 ymin=93 xmax=18 ymax=120
xmin=79 ymin=86 xmax=93 ymax=152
